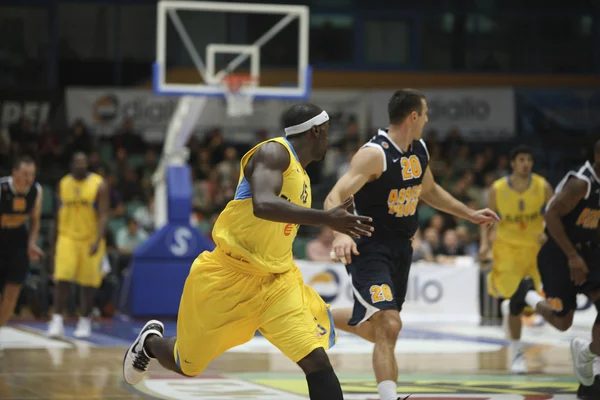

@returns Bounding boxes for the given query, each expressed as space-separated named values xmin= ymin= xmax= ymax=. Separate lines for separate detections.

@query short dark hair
xmin=509 ymin=145 xmax=533 ymax=161
xmin=72 ymin=151 xmax=88 ymax=161
xmin=594 ymin=139 xmax=600 ymax=155
xmin=388 ymin=89 xmax=426 ymax=124
xmin=282 ymin=103 xmax=324 ymax=132
xmin=13 ymin=155 xmax=35 ymax=169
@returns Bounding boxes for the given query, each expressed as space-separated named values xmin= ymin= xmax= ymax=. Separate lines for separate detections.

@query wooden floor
xmin=0 ymin=319 xmax=589 ymax=399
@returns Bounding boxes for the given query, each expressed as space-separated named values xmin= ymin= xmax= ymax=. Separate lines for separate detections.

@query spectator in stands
xmin=194 ymin=148 xmax=212 ymax=181
xmin=452 ymin=144 xmax=472 ymax=179
xmin=139 ymin=149 xmax=158 ymax=192
xmin=423 ymin=227 xmax=441 ymax=254
xmin=37 ymin=123 xmax=62 ymax=166
xmin=105 ymin=173 xmax=125 ymax=217
xmin=306 ymin=227 xmax=335 ymax=262
xmin=113 ymin=147 xmax=129 ymax=179
xmin=116 ymin=217 xmax=148 ymax=273
xmin=204 ymin=128 xmax=227 ymax=166
xmin=412 ymin=229 xmax=434 ymax=263
xmin=217 ymin=146 xmax=239 ymax=185
xmin=10 ymin=119 xmax=38 ymax=155
xmin=112 ymin=119 xmax=146 ymax=155
xmin=133 ymin=194 xmax=155 ymax=233
xmin=428 ymin=214 xmax=445 ymax=233
xmin=436 ymin=229 xmax=466 ymax=263
xmin=496 ymin=154 xmax=510 ymax=177
xmin=117 ymin=166 xmax=144 ymax=203
xmin=64 ymin=120 xmax=93 ymax=157
xmin=455 ymin=225 xmax=478 ymax=258
xmin=88 ymin=151 xmax=104 ymax=173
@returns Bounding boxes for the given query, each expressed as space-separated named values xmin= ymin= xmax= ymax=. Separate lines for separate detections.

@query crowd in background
xmin=0 ymin=115 xmax=562 ymax=267
xmin=1 ymin=112 xmax=594 ymax=318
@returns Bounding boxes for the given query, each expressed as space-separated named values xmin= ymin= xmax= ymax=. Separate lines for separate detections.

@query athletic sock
xmin=305 ymin=367 xmax=344 ymax=400
xmin=377 ymin=380 xmax=397 ymax=400
xmin=525 ymin=291 xmax=544 ymax=309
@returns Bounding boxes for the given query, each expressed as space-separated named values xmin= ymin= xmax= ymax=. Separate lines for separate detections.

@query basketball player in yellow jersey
xmin=47 ymin=152 xmax=109 ymax=339
xmin=123 ymin=104 xmax=373 ymax=400
xmin=479 ymin=145 xmax=553 ymax=374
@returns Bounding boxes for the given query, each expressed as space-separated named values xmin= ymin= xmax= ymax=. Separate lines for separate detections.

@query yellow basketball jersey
xmin=210 ymin=137 xmax=311 ymax=275
xmin=57 ymin=173 xmax=103 ymax=241
xmin=494 ymin=173 xmax=547 ymax=247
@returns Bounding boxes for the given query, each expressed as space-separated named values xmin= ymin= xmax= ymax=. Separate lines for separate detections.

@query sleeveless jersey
xmin=211 ymin=137 xmax=311 ymax=275
xmin=547 ymin=161 xmax=600 ymax=245
xmin=493 ymin=173 xmax=547 ymax=247
xmin=353 ymin=129 xmax=429 ymax=241
xmin=0 ymin=177 xmax=41 ymax=234
xmin=57 ymin=173 xmax=103 ymax=241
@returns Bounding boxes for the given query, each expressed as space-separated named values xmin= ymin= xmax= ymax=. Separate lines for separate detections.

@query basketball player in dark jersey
xmin=324 ymin=89 xmax=499 ymax=400
xmin=0 ymin=156 xmax=43 ymax=347
xmin=508 ymin=140 xmax=600 ymax=398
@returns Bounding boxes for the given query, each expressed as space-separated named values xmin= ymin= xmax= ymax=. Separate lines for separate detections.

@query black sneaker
xmin=509 ymin=277 xmax=535 ymax=316
xmin=577 ymin=376 xmax=600 ymax=399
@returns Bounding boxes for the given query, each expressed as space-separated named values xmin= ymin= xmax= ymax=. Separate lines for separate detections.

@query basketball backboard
xmin=153 ymin=0 xmax=311 ymax=100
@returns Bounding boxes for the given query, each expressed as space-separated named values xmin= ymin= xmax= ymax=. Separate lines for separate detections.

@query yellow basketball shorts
xmin=173 ymin=250 xmax=336 ymax=376
xmin=54 ymin=235 xmax=106 ymax=288
xmin=488 ymin=240 xmax=541 ymax=299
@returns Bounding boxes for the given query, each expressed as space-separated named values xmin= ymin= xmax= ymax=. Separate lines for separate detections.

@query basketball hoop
xmin=221 ymin=74 xmax=258 ymax=117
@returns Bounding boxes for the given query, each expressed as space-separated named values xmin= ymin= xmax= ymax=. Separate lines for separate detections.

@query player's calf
xmin=371 ymin=310 xmax=402 ymax=400
xmin=297 ymin=347 xmax=344 ymax=400
xmin=123 ymin=319 xmax=165 ymax=385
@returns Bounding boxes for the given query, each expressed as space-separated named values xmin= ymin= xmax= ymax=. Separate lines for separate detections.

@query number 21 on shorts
xmin=370 ymin=284 xmax=393 ymax=303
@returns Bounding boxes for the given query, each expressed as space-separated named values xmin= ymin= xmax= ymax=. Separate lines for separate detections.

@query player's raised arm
xmin=90 ymin=180 xmax=109 ymax=255
xmin=544 ymin=177 xmax=589 ymax=284
xmin=421 ymin=167 xmax=500 ymax=226
xmin=28 ymin=184 xmax=44 ymax=261
xmin=249 ymin=141 xmax=373 ymax=238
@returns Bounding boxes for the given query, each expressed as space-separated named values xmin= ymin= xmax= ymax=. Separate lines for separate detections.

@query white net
xmin=222 ymin=75 xmax=257 ymax=117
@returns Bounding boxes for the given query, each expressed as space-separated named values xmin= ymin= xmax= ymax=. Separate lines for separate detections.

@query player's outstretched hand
xmin=330 ymin=234 xmax=359 ymax=265
xmin=568 ymin=253 xmax=589 ymax=286
xmin=468 ymin=208 xmax=500 ymax=227
xmin=326 ymin=196 xmax=373 ymax=239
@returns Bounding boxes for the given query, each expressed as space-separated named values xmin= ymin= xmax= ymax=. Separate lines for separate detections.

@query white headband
xmin=284 ymin=111 xmax=329 ymax=137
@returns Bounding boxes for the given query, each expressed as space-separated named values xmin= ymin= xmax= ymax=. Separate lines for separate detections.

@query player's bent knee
xmin=371 ymin=310 xmax=402 ymax=340
xmin=297 ymin=347 xmax=332 ymax=375
xmin=554 ymin=314 xmax=574 ymax=332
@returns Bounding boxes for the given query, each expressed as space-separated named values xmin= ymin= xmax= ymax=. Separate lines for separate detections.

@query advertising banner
xmin=65 ymin=88 xmax=369 ymax=143
xmin=0 ymin=90 xmax=63 ymax=129
xmin=296 ymin=260 xmax=481 ymax=324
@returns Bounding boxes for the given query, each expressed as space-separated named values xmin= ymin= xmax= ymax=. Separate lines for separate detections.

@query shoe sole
xmin=571 ymin=339 xmax=595 ymax=387
xmin=123 ymin=320 xmax=164 ymax=385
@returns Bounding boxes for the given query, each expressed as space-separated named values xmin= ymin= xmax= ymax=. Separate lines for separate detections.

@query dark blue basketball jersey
xmin=548 ymin=161 xmax=600 ymax=244
xmin=353 ymin=129 xmax=430 ymax=241
xmin=0 ymin=176 xmax=40 ymax=234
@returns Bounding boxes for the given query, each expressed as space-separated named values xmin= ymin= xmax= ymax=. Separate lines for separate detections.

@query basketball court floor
xmin=0 ymin=317 xmax=588 ymax=399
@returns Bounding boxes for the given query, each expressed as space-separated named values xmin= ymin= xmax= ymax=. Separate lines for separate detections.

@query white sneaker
xmin=571 ymin=337 xmax=595 ymax=386
xmin=510 ymin=349 xmax=528 ymax=374
xmin=74 ymin=318 xmax=92 ymax=339
xmin=123 ymin=320 xmax=164 ymax=385
xmin=47 ymin=315 xmax=64 ymax=339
